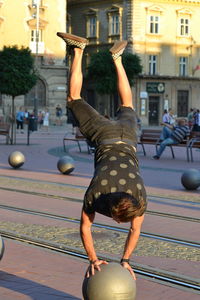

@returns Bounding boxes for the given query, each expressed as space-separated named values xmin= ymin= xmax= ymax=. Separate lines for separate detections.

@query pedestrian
xmin=16 ymin=106 xmax=25 ymax=133
xmin=153 ymin=119 xmax=190 ymax=159
xmin=57 ymin=32 xmax=147 ymax=279
xmin=192 ymin=109 xmax=200 ymax=132
xmin=55 ymin=104 xmax=63 ymax=126
xmin=187 ymin=108 xmax=194 ymax=130
xmin=38 ymin=111 xmax=44 ymax=129
xmin=42 ymin=108 xmax=49 ymax=133
xmin=168 ymin=108 xmax=176 ymax=125
xmin=162 ymin=109 xmax=170 ymax=124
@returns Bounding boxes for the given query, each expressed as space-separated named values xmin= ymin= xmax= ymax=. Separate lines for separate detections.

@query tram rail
xmin=0 ymin=186 xmax=199 ymax=223
xmin=0 ymin=204 xmax=199 ymax=249
xmin=0 ymin=229 xmax=199 ymax=293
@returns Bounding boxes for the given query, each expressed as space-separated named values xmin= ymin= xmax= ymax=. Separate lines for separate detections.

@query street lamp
xmin=34 ymin=0 xmax=40 ymax=120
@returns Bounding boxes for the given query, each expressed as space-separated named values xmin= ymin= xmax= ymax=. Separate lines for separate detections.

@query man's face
xmin=178 ymin=119 xmax=186 ymax=126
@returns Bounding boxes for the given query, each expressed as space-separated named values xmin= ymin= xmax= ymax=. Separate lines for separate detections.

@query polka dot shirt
xmin=83 ymin=143 xmax=147 ymax=216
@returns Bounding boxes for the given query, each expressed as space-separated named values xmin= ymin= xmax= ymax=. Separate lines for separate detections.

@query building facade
xmin=68 ymin=0 xmax=200 ymax=125
xmin=0 ymin=0 xmax=67 ymax=123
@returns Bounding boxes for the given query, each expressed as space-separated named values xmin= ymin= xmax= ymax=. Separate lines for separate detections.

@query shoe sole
xmin=57 ymin=32 xmax=88 ymax=48
xmin=110 ymin=40 xmax=128 ymax=54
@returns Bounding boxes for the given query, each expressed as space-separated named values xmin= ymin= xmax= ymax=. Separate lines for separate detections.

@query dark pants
xmin=16 ymin=120 xmax=23 ymax=130
xmin=67 ymin=99 xmax=138 ymax=148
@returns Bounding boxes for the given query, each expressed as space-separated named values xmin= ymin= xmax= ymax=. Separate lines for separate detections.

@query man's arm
xmin=121 ymin=214 xmax=145 ymax=279
xmin=160 ymin=122 xmax=174 ymax=130
xmin=80 ymin=208 xmax=108 ymax=277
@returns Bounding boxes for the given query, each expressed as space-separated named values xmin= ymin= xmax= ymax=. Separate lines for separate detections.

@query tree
xmin=0 ymin=46 xmax=38 ymax=144
xmin=87 ymin=49 xmax=142 ymax=95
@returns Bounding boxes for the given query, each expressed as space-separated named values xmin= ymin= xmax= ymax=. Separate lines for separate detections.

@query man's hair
xmin=109 ymin=192 xmax=146 ymax=222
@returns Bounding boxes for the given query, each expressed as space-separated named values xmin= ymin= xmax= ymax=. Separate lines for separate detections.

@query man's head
xmin=109 ymin=192 xmax=146 ymax=223
xmin=177 ymin=118 xmax=187 ymax=126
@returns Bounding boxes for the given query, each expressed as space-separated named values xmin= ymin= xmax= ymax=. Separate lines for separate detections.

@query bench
xmin=63 ymin=131 xmax=94 ymax=154
xmin=187 ymin=131 xmax=200 ymax=162
xmin=0 ymin=123 xmax=11 ymax=144
xmin=138 ymin=128 xmax=190 ymax=161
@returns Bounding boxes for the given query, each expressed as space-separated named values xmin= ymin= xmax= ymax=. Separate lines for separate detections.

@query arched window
xmin=25 ymin=78 xmax=46 ymax=108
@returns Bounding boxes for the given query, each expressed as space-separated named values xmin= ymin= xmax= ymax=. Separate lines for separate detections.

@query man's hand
xmin=85 ymin=259 xmax=108 ymax=278
xmin=121 ymin=261 xmax=136 ymax=280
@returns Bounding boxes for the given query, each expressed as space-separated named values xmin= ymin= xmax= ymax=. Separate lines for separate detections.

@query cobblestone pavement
xmin=0 ymin=124 xmax=200 ymax=299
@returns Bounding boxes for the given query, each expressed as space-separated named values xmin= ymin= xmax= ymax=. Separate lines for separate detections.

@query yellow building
xmin=68 ymin=0 xmax=200 ymax=125
xmin=0 ymin=0 xmax=67 ymax=123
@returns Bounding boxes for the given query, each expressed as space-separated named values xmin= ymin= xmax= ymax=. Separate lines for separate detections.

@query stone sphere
xmin=181 ymin=168 xmax=200 ymax=190
xmin=8 ymin=151 xmax=25 ymax=169
xmin=57 ymin=156 xmax=75 ymax=175
xmin=0 ymin=235 xmax=5 ymax=260
xmin=82 ymin=263 xmax=136 ymax=300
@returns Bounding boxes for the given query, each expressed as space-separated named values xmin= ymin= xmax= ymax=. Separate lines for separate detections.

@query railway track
xmin=0 ymin=186 xmax=199 ymax=223
xmin=0 ymin=204 xmax=199 ymax=249
xmin=0 ymin=230 xmax=199 ymax=293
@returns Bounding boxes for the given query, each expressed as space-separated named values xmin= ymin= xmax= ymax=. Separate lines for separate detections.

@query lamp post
xmin=34 ymin=0 xmax=40 ymax=120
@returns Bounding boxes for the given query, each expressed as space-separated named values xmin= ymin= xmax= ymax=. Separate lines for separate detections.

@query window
xmin=179 ymin=57 xmax=188 ymax=76
xmin=149 ymin=55 xmax=157 ymax=75
xmin=180 ymin=18 xmax=189 ymax=36
xmin=31 ymin=29 xmax=42 ymax=42
xmin=146 ymin=5 xmax=163 ymax=35
xmin=88 ymin=16 xmax=97 ymax=38
xmin=86 ymin=9 xmax=98 ymax=40
xmin=107 ymin=6 xmax=122 ymax=38
xmin=149 ymin=15 xmax=159 ymax=34
xmin=110 ymin=14 xmax=120 ymax=35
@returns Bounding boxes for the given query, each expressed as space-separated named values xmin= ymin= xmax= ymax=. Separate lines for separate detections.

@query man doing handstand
xmin=57 ymin=32 xmax=147 ymax=279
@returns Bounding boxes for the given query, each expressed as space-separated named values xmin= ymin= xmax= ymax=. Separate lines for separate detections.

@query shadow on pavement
xmin=0 ymin=271 xmax=81 ymax=300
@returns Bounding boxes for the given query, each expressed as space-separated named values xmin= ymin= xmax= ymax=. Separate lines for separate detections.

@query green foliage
xmin=0 ymin=46 xmax=38 ymax=98
xmin=87 ymin=49 xmax=142 ymax=95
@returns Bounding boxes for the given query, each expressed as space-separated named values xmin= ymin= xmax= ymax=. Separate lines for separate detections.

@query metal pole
xmin=34 ymin=0 xmax=39 ymax=121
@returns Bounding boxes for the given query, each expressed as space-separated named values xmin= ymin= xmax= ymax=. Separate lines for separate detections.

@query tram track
xmin=0 ymin=185 xmax=199 ymax=223
xmin=0 ymin=229 xmax=199 ymax=293
xmin=0 ymin=174 xmax=200 ymax=204
xmin=0 ymin=203 xmax=199 ymax=249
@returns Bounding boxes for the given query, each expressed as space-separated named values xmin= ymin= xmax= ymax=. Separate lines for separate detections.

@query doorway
xmin=148 ymin=96 xmax=160 ymax=126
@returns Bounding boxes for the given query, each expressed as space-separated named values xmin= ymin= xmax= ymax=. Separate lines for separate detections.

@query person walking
xmin=55 ymin=104 xmax=63 ymax=126
xmin=192 ymin=109 xmax=200 ymax=132
xmin=16 ymin=107 xmax=25 ymax=133
xmin=162 ymin=109 xmax=170 ymax=124
xmin=153 ymin=119 xmax=190 ymax=159
xmin=57 ymin=32 xmax=147 ymax=279
xmin=42 ymin=108 xmax=49 ymax=133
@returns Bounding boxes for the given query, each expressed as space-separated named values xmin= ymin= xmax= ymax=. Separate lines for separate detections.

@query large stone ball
xmin=57 ymin=156 xmax=75 ymax=175
xmin=181 ymin=168 xmax=200 ymax=190
xmin=0 ymin=235 xmax=5 ymax=260
xmin=82 ymin=263 xmax=136 ymax=300
xmin=8 ymin=151 xmax=25 ymax=169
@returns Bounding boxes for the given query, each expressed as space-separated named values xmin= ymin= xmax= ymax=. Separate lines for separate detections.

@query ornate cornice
xmin=142 ymin=0 xmax=200 ymax=6
xmin=27 ymin=18 xmax=48 ymax=29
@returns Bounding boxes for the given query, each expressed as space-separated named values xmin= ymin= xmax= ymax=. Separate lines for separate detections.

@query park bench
xmin=187 ymin=131 xmax=200 ymax=162
xmin=138 ymin=128 xmax=191 ymax=161
xmin=63 ymin=129 xmax=94 ymax=154
xmin=0 ymin=122 xmax=11 ymax=144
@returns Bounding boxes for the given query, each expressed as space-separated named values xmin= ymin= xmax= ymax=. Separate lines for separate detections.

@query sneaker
xmin=109 ymin=40 xmax=128 ymax=60
xmin=57 ymin=32 xmax=88 ymax=50
xmin=152 ymin=155 xmax=160 ymax=160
